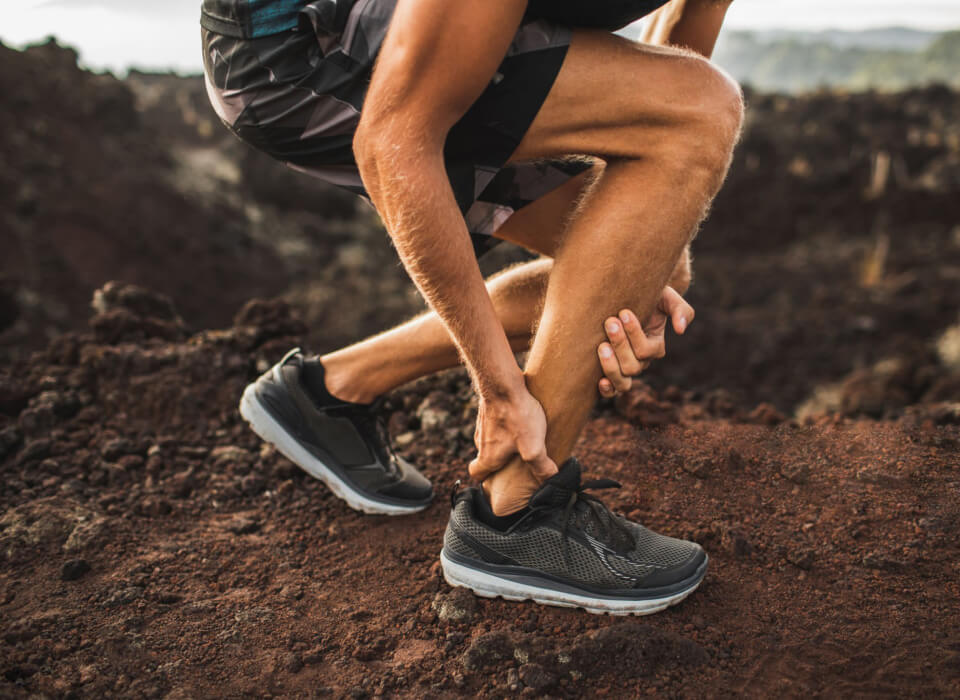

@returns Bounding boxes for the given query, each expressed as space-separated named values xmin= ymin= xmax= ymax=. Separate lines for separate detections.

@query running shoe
xmin=239 ymin=348 xmax=433 ymax=514
xmin=441 ymin=457 xmax=707 ymax=615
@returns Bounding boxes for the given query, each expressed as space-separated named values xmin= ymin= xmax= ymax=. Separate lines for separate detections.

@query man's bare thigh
xmin=509 ymin=29 xmax=733 ymax=163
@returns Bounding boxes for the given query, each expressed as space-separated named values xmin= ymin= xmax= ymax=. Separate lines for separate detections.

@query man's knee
xmin=644 ymin=54 xmax=744 ymax=184
xmin=684 ymin=58 xmax=744 ymax=179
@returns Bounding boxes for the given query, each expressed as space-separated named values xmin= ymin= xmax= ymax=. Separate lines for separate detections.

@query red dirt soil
xmin=1 ymin=289 xmax=958 ymax=698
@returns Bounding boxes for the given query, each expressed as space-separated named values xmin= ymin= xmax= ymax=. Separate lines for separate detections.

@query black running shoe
xmin=239 ymin=348 xmax=433 ymax=515
xmin=441 ymin=458 xmax=707 ymax=615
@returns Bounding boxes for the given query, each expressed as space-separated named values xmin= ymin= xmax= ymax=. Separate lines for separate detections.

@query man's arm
xmin=640 ymin=0 xmax=733 ymax=58
xmin=353 ymin=0 xmax=557 ymax=478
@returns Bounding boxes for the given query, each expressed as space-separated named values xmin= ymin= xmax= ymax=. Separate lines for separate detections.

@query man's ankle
xmin=306 ymin=353 xmax=380 ymax=405
xmin=482 ymin=461 xmax=542 ymax=517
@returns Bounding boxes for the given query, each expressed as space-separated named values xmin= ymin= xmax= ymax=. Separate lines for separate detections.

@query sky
xmin=3 ymin=0 xmax=960 ymax=74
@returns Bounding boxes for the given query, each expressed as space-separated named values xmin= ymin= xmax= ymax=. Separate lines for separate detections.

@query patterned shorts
xmin=202 ymin=0 xmax=668 ymax=256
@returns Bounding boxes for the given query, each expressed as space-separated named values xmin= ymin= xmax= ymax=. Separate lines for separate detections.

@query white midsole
xmin=238 ymin=384 xmax=427 ymax=516
xmin=440 ymin=550 xmax=703 ymax=616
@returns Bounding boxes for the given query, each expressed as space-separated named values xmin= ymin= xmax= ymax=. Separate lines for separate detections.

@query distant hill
xmin=711 ymin=28 xmax=960 ymax=92
xmin=739 ymin=27 xmax=940 ymax=51
xmin=618 ymin=24 xmax=959 ymax=92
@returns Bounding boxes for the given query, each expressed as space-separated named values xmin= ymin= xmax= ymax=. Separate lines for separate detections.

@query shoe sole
xmin=440 ymin=549 xmax=707 ymax=616
xmin=239 ymin=383 xmax=429 ymax=516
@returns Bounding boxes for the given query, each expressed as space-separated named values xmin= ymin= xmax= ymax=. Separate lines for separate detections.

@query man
xmin=202 ymin=0 xmax=742 ymax=614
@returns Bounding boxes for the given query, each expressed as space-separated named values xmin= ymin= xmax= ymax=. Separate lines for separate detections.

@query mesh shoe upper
xmin=443 ymin=458 xmax=704 ymax=592
xmin=253 ymin=349 xmax=432 ymax=505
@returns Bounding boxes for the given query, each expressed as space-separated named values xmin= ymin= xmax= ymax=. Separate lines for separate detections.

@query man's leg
xmin=320 ymin=161 xmax=691 ymax=405
xmin=319 ymin=167 xmax=596 ymax=404
xmin=478 ymin=31 xmax=743 ymax=514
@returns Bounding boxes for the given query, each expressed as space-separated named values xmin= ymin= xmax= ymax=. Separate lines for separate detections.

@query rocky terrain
xmin=1 ymin=39 xmax=959 ymax=698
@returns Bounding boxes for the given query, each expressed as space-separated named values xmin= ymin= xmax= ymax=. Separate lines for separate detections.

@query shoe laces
xmin=532 ymin=478 xmax=634 ymax=566
xmin=335 ymin=397 xmax=399 ymax=473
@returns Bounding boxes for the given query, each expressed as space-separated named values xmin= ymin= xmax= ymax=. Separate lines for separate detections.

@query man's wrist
xmin=476 ymin=364 xmax=527 ymax=404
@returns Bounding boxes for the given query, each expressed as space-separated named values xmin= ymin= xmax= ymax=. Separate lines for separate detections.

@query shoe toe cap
xmin=376 ymin=456 xmax=433 ymax=504
xmin=637 ymin=543 xmax=707 ymax=589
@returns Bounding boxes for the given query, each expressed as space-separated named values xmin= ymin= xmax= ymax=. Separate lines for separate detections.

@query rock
xmin=232 ymin=298 xmax=305 ymax=345
xmin=394 ymin=431 xmax=416 ymax=447
xmin=90 ymin=303 xmax=187 ymax=344
xmin=17 ymin=437 xmax=53 ymax=464
xmin=779 ymin=460 xmax=810 ymax=484
xmin=166 ymin=469 xmax=196 ymax=498
xmin=615 ymin=384 xmax=679 ymax=426
xmin=431 ymin=588 xmax=477 ymax=623
xmin=62 ymin=517 xmax=109 ymax=553
xmin=234 ymin=607 xmax=274 ymax=624
xmin=279 ymin=584 xmax=303 ymax=601
xmin=277 ymin=652 xmax=303 ymax=674
xmin=912 ymin=402 xmax=960 ymax=425
xmin=682 ymin=456 xmax=713 ymax=479
xmin=519 ymin=663 xmax=556 ymax=692
xmin=785 ymin=547 xmax=815 ymax=570
xmin=704 ymin=388 xmax=740 ymax=417
xmin=102 ymin=586 xmax=142 ymax=608
xmin=101 ymin=438 xmax=138 ymax=460
xmin=462 ymin=631 xmax=516 ymax=670
xmin=417 ymin=395 xmax=453 ymax=432
xmin=0 ymin=499 xmax=105 ymax=560
xmin=722 ymin=528 xmax=753 ymax=557
xmin=747 ymin=402 xmax=786 ymax=425
xmin=302 ymin=645 xmax=325 ymax=665
xmin=862 ymin=552 xmax=906 ymax=571
xmin=91 ymin=281 xmax=179 ymax=320
xmin=210 ymin=445 xmax=252 ymax=467
xmin=137 ymin=496 xmax=172 ymax=518
xmin=839 ymin=358 xmax=914 ymax=418
xmin=61 ymin=558 xmax=91 ymax=580
xmin=18 ymin=392 xmax=74 ymax=434
xmin=240 ymin=474 xmax=266 ymax=496
xmin=227 ymin=517 xmax=260 ymax=535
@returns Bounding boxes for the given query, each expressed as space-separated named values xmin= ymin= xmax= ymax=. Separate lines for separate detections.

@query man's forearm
xmin=357 ymin=140 xmax=525 ymax=401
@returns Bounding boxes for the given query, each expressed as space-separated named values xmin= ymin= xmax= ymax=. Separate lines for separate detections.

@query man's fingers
xmin=604 ymin=317 xmax=644 ymax=376
xmin=522 ymin=449 xmax=558 ymax=482
xmin=661 ymin=286 xmax=695 ymax=335
xmin=468 ymin=456 xmax=496 ymax=482
xmin=617 ymin=309 xmax=659 ymax=358
xmin=598 ymin=343 xmax=632 ymax=393
xmin=598 ymin=378 xmax=617 ymax=398
xmin=468 ymin=444 xmax=511 ymax=482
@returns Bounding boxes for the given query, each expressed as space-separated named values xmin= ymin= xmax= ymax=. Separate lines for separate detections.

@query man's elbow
xmin=353 ymin=118 xmax=386 ymax=187
xmin=353 ymin=114 xmax=445 ymax=195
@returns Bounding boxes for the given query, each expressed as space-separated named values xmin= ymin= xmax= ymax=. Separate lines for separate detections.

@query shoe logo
xmin=583 ymin=533 xmax=654 ymax=583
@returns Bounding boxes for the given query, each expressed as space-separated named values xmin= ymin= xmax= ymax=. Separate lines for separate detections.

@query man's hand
xmin=597 ymin=286 xmax=695 ymax=397
xmin=468 ymin=387 xmax=558 ymax=484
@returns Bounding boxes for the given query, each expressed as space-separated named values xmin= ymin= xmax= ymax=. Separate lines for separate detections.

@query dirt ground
xmin=1 ymin=288 xmax=958 ymax=698
xmin=2 ymin=39 xmax=960 ymax=699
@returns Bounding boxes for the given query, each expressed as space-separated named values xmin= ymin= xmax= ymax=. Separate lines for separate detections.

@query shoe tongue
xmin=529 ymin=457 xmax=582 ymax=509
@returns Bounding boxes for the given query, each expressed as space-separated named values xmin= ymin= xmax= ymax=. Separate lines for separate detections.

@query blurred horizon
xmin=3 ymin=0 xmax=960 ymax=76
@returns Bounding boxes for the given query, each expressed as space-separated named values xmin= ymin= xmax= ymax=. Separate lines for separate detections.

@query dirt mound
xmin=0 ymin=40 xmax=409 ymax=365
xmin=1 ymin=284 xmax=957 ymax=697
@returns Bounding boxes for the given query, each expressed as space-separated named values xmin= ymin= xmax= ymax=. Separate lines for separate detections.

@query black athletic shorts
xmin=202 ymin=0 xmax=670 ymax=256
